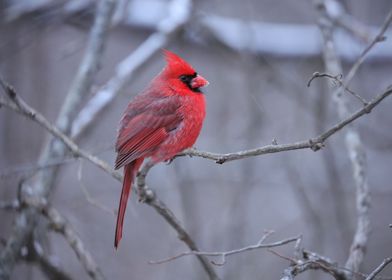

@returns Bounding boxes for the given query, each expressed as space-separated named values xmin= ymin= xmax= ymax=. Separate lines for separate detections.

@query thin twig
xmin=307 ymin=72 xmax=342 ymax=87
xmin=344 ymin=9 xmax=392 ymax=87
xmin=307 ymin=71 xmax=368 ymax=105
xmin=149 ymin=235 xmax=301 ymax=265
xmin=268 ymin=249 xmax=296 ymax=263
xmin=365 ymin=258 xmax=392 ymax=280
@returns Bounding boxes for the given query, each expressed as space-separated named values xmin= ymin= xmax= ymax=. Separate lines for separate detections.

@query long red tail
xmin=115 ymin=158 xmax=143 ymax=249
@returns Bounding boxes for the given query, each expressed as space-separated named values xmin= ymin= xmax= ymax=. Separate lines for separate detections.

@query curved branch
xmin=149 ymin=233 xmax=300 ymax=266
xmin=181 ymin=85 xmax=392 ymax=163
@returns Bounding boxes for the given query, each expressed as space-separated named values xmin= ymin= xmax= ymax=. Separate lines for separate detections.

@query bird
xmin=114 ymin=50 xmax=209 ymax=248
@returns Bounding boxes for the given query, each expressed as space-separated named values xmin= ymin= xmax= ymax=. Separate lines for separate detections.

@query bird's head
xmin=161 ymin=49 xmax=209 ymax=95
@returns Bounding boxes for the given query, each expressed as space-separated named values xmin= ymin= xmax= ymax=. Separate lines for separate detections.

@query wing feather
xmin=114 ymin=95 xmax=183 ymax=169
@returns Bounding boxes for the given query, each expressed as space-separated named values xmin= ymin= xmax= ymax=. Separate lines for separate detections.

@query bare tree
xmin=1 ymin=1 xmax=392 ymax=280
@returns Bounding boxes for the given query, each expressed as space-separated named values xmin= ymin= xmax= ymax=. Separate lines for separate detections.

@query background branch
xmin=23 ymin=197 xmax=106 ymax=280
xmin=0 ymin=0 xmax=115 ymax=279
xmin=322 ymin=0 xmax=375 ymax=43
xmin=365 ymin=257 xmax=392 ymax=280
xmin=32 ymin=241 xmax=74 ymax=280
xmin=149 ymin=233 xmax=300 ymax=266
xmin=344 ymin=10 xmax=392 ymax=87
xmin=314 ymin=0 xmax=379 ymax=277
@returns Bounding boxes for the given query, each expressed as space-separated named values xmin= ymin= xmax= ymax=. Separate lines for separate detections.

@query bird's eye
xmin=179 ymin=72 xmax=197 ymax=84
xmin=179 ymin=75 xmax=189 ymax=82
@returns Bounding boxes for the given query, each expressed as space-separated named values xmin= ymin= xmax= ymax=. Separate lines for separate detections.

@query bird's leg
xmin=165 ymin=157 xmax=176 ymax=165
xmin=136 ymin=160 xmax=155 ymax=203
xmin=165 ymin=147 xmax=197 ymax=164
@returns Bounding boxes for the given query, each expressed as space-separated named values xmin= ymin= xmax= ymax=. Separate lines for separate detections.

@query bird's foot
xmin=165 ymin=157 xmax=175 ymax=165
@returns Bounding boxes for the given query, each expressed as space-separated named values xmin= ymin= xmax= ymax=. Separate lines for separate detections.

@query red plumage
xmin=114 ymin=50 xmax=209 ymax=248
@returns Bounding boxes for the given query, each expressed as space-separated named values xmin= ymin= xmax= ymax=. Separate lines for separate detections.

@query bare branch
xmin=149 ymin=234 xmax=300 ymax=265
xmin=323 ymin=0 xmax=375 ymax=44
xmin=365 ymin=258 xmax=392 ymax=280
xmin=180 ymin=85 xmax=392 ymax=163
xmin=0 ymin=0 xmax=115 ymax=278
xmin=44 ymin=206 xmax=105 ymax=280
xmin=344 ymin=10 xmax=392 ymax=87
xmin=314 ymin=0 xmax=376 ymax=276
xmin=60 ymin=0 xmax=115 ymax=133
xmin=279 ymin=249 xmax=347 ymax=280
xmin=0 ymin=92 xmax=122 ymax=182
xmin=307 ymin=72 xmax=343 ymax=87
xmin=307 ymin=72 xmax=368 ymax=105
xmin=24 ymin=198 xmax=106 ymax=280
xmin=71 ymin=0 xmax=194 ymax=138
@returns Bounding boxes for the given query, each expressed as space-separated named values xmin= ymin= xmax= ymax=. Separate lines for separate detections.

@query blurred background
xmin=1 ymin=0 xmax=392 ymax=279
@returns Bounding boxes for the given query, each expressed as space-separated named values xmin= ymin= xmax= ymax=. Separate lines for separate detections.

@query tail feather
xmin=114 ymin=158 xmax=143 ymax=249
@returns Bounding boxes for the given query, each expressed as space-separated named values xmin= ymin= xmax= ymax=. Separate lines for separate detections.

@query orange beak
xmin=191 ymin=74 xmax=209 ymax=89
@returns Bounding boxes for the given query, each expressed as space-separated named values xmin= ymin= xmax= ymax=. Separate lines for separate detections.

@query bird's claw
xmin=165 ymin=157 xmax=175 ymax=165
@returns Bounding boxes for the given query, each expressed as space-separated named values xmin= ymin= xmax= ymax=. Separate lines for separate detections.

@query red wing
xmin=114 ymin=96 xmax=182 ymax=169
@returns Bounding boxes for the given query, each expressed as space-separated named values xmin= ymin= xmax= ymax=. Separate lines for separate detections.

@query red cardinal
xmin=114 ymin=50 xmax=209 ymax=248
